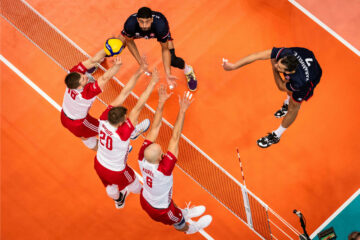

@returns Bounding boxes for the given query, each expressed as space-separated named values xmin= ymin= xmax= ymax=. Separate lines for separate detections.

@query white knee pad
xmin=82 ymin=137 xmax=97 ymax=149
xmin=127 ymin=177 xmax=142 ymax=194
xmin=106 ymin=184 xmax=120 ymax=200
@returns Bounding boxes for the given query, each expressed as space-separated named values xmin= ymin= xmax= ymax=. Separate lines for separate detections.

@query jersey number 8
xmin=146 ymin=176 xmax=153 ymax=188
xmin=99 ymin=130 xmax=113 ymax=150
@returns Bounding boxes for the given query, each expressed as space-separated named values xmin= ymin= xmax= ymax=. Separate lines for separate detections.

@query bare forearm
xmin=171 ymin=111 xmax=185 ymax=142
xmin=151 ymin=102 xmax=165 ymax=131
xmin=103 ymin=64 xmax=121 ymax=81
xmin=233 ymin=50 xmax=271 ymax=69
xmin=82 ymin=49 xmax=106 ymax=69
xmin=162 ymin=47 xmax=172 ymax=75
xmin=272 ymin=67 xmax=287 ymax=91
xmin=126 ymin=40 xmax=142 ymax=65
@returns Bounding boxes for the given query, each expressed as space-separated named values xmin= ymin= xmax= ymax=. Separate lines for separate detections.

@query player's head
xmin=144 ymin=143 xmax=163 ymax=164
xmin=65 ymin=72 xmax=88 ymax=89
xmin=275 ymin=55 xmax=299 ymax=73
xmin=348 ymin=232 xmax=360 ymax=240
xmin=137 ymin=7 xmax=153 ymax=31
xmin=108 ymin=106 xmax=128 ymax=126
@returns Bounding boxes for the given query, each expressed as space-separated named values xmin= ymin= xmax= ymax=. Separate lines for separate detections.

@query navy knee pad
xmin=171 ymin=56 xmax=185 ymax=69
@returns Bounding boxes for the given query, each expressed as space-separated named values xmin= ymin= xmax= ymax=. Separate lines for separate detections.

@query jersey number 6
xmin=99 ymin=130 xmax=113 ymax=150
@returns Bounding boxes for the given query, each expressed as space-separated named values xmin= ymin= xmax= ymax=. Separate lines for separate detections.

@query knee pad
xmin=173 ymin=217 xmax=186 ymax=230
xmin=127 ymin=177 xmax=142 ymax=194
xmin=82 ymin=137 xmax=97 ymax=149
xmin=106 ymin=184 xmax=120 ymax=199
xmin=171 ymin=56 xmax=185 ymax=69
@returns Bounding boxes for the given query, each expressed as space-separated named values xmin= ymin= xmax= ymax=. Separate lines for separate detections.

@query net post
xmin=242 ymin=185 xmax=253 ymax=228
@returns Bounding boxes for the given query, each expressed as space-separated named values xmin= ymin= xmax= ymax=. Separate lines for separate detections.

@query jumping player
xmin=94 ymin=67 xmax=160 ymax=209
xmin=223 ymin=47 xmax=322 ymax=148
xmin=119 ymin=7 xmax=198 ymax=91
xmin=138 ymin=90 xmax=212 ymax=234
xmin=61 ymin=49 xmax=120 ymax=150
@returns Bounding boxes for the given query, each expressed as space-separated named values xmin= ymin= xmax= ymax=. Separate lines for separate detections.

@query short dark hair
xmin=65 ymin=72 xmax=81 ymax=89
xmin=349 ymin=232 xmax=360 ymax=240
xmin=108 ymin=106 xmax=127 ymax=125
xmin=280 ymin=55 xmax=299 ymax=72
xmin=137 ymin=7 xmax=152 ymax=18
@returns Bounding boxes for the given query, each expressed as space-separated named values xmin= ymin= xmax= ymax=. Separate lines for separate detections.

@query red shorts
xmin=60 ymin=110 xmax=99 ymax=138
xmin=94 ymin=156 xmax=135 ymax=191
xmin=140 ymin=193 xmax=184 ymax=226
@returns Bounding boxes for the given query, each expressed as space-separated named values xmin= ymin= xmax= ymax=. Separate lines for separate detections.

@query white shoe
xmin=182 ymin=203 xmax=206 ymax=221
xmin=114 ymin=189 xmax=128 ymax=209
xmin=130 ymin=119 xmax=150 ymax=140
xmin=186 ymin=215 xmax=212 ymax=234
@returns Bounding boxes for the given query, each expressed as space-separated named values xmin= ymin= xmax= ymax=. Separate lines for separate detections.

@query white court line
xmin=288 ymin=0 xmax=360 ymax=57
xmin=0 ymin=54 xmax=214 ymax=240
xmin=310 ymin=188 xmax=360 ymax=239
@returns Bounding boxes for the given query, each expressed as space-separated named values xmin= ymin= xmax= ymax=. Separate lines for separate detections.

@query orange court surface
xmin=1 ymin=0 xmax=360 ymax=239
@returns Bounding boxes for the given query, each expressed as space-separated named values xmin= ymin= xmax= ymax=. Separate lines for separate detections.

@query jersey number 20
xmin=99 ymin=131 xmax=113 ymax=150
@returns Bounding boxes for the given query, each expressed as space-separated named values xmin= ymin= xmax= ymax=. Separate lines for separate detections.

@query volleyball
xmin=104 ymin=38 xmax=124 ymax=56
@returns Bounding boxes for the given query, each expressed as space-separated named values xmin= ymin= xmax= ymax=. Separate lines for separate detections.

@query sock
xmin=273 ymin=125 xmax=286 ymax=137
xmin=184 ymin=64 xmax=192 ymax=75
xmin=284 ymin=96 xmax=290 ymax=105
xmin=169 ymin=48 xmax=175 ymax=56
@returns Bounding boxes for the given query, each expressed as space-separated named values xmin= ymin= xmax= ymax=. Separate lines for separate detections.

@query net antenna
xmin=237 ymin=148 xmax=253 ymax=229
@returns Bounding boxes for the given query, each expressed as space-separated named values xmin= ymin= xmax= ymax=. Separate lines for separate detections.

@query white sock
xmin=284 ymin=95 xmax=290 ymax=105
xmin=273 ymin=125 xmax=286 ymax=137
xmin=127 ymin=177 xmax=142 ymax=194
xmin=185 ymin=223 xmax=198 ymax=234
xmin=184 ymin=64 xmax=192 ymax=75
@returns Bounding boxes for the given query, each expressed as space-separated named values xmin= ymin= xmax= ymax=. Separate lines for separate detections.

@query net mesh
xmin=1 ymin=1 xmax=300 ymax=239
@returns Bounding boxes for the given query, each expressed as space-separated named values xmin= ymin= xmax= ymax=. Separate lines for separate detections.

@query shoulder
xmin=138 ymin=140 xmax=154 ymax=161
xmin=116 ymin=118 xmax=135 ymax=141
xmin=123 ymin=14 xmax=138 ymax=34
xmin=157 ymin=151 xmax=177 ymax=176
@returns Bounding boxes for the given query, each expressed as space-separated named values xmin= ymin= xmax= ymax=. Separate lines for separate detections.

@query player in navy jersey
xmin=119 ymin=7 xmax=198 ymax=91
xmin=223 ymin=47 xmax=322 ymax=148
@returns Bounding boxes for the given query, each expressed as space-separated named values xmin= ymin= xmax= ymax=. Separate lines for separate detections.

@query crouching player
xmin=138 ymin=89 xmax=212 ymax=234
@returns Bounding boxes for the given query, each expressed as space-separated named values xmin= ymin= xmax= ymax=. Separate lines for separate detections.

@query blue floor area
xmin=312 ymin=192 xmax=360 ymax=240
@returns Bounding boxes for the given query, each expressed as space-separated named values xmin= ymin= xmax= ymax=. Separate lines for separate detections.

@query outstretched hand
xmin=178 ymin=91 xmax=194 ymax=112
xmin=166 ymin=74 xmax=178 ymax=89
xmin=158 ymin=84 xmax=173 ymax=103
xmin=140 ymin=55 xmax=150 ymax=73
xmin=112 ymin=55 xmax=122 ymax=65
xmin=151 ymin=67 xmax=160 ymax=84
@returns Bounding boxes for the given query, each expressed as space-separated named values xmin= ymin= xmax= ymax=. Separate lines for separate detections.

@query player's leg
xmin=81 ymin=114 xmax=99 ymax=150
xmin=105 ymin=184 xmax=128 ymax=209
xmin=168 ymin=40 xmax=197 ymax=91
xmin=126 ymin=169 xmax=142 ymax=194
xmin=130 ymin=118 xmax=151 ymax=140
xmin=257 ymin=96 xmax=301 ymax=148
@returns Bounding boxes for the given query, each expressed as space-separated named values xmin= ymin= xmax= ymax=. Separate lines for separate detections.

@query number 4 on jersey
xmin=305 ymin=58 xmax=313 ymax=67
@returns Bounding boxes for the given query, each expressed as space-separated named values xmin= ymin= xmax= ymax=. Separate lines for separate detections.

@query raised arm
xmin=167 ymin=92 xmax=194 ymax=158
xmin=271 ymin=59 xmax=290 ymax=92
xmin=97 ymin=56 xmax=122 ymax=91
xmin=128 ymin=68 xmax=160 ymax=125
xmin=223 ymin=49 xmax=272 ymax=71
xmin=145 ymin=84 xmax=172 ymax=142
xmin=82 ymin=49 xmax=106 ymax=69
xmin=110 ymin=56 xmax=149 ymax=107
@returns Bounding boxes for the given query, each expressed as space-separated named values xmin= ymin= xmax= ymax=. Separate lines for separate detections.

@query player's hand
xmin=139 ymin=55 xmax=150 ymax=74
xmin=166 ymin=74 xmax=178 ymax=89
xmin=178 ymin=91 xmax=194 ymax=112
xmin=151 ymin=67 xmax=160 ymax=84
xmin=222 ymin=61 xmax=236 ymax=71
xmin=158 ymin=84 xmax=173 ymax=103
xmin=113 ymin=56 xmax=122 ymax=65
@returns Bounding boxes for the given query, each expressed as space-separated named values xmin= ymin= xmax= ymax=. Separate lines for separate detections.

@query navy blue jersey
xmin=121 ymin=11 xmax=171 ymax=43
xmin=271 ymin=47 xmax=322 ymax=93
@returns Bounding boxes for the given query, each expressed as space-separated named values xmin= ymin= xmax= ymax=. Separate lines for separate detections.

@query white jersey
xmin=96 ymin=106 xmax=135 ymax=171
xmin=62 ymin=81 xmax=101 ymax=120
xmin=62 ymin=62 xmax=102 ymax=120
xmin=138 ymin=140 xmax=177 ymax=209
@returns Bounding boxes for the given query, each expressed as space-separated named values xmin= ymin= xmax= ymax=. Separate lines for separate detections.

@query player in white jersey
xmin=61 ymin=48 xmax=122 ymax=150
xmin=138 ymin=90 xmax=212 ymax=234
xmin=94 ymin=67 xmax=160 ymax=209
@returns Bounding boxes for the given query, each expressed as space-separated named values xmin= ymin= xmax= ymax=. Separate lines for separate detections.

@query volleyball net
xmin=1 ymin=1 xmax=302 ymax=239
